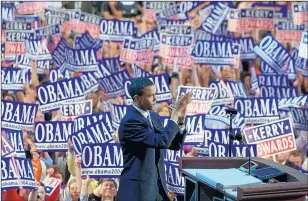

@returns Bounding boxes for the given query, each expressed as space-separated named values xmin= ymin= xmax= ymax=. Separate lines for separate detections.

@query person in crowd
xmin=288 ymin=150 xmax=303 ymax=168
xmin=88 ymin=179 xmax=118 ymax=201
xmin=117 ymin=77 xmax=192 ymax=201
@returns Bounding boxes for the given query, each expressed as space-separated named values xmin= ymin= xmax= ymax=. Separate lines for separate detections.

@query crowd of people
xmin=1 ymin=1 xmax=308 ymax=201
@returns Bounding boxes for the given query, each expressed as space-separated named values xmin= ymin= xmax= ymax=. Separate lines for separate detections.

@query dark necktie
xmin=147 ymin=114 xmax=153 ymax=129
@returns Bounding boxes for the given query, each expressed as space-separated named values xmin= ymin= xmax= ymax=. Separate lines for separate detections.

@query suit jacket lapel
xmin=128 ymin=105 xmax=153 ymax=130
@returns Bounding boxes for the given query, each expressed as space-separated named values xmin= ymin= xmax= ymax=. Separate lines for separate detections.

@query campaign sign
xmin=99 ymin=70 xmax=131 ymax=98
xmin=177 ymin=86 xmax=217 ymax=115
xmin=257 ymin=74 xmax=288 ymax=87
xmin=299 ymin=31 xmax=308 ymax=59
xmin=233 ymin=37 xmax=256 ymax=61
xmin=203 ymin=106 xmax=245 ymax=131
xmin=162 ymin=56 xmax=195 ymax=69
xmin=35 ymin=121 xmax=73 ymax=151
xmin=240 ymin=8 xmax=274 ymax=31
xmin=1 ymin=131 xmax=17 ymax=158
xmin=192 ymin=40 xmax=238 ymax=65
xmin=18 ymin=2 xmax=46 ymax=14
xmin=159 ymin=24 xmax=192 ymax=35
xmin=75 ymin=31 xmax=102 ymax=50
xmin=199 ymin=139 xmax=257 ymax=158
xmin=46 ymin=14 xmax=66 ymax=26
xmin=163 ymin=148 xmax=185 ymax=163
xmin=259 ymin=85 xmax=298 ymax=99
xmin=43 ymin=177 xmax=62 ymax=196
xmin=64 ymin=46 xmax=99 ymax=72
xmin=252 ymin=3 xmax=288 ymax=18
xmin=99 ymin=19 xmax=137 ymax=42
xmin=292 ymin=2 xmax=308 ymax=25
xmin=15 ymin=15 xmax=40 ymax=28
xmin=1 ymin=157 xmax=35 ymax=190
xmin=289 ymin=108 xmax=308 ymax=131
xmin=159 ymin=33 xmax=193 ymax=59
xmin=24 ymin=38 xmax=51 ymax=60
xmin=193 ymin=4 xmax=214 ymax=29
xmin=61 ymin=99 xmax=92 ymax=121
xmin=81 ymin=143 xmax=123 ymax=178
xmin=124 ymin=74 xmax=172 ymax=104
xmin=276 ymin=20 xmax=306 ymax=43
xmin=109 ymin=104 xmax=128 ymax=129
xmin=193 ymin=29 xmax=226 ymax=41
xmin=34 ymin=24 xmax=60 ymax=38
xmin=278 ymin=96 xmax=308 ymax=110
xmin=234 ymin=98 xmax=280 ymax=124
xmin=16 ymin=55 xmax=52 ymax=75
xmin=292 ymin=47 xmax=308 ymax=77
xmin=120 ymin=38 xmax=154 ymax=65
xmin=254 ymin=34 xmax=291 ymax=74
xmin=2 ymin=3 xmax=15 ymax=21
xmin=202 ymin=128 xmax=241 ymax=147
xmin=227 ymin=9 xmax=241 ymax=32
xmin=164 ymin=162 xmax=185 ymax=194
xmin=243 ymin=118 xmax=296 ymax=157
xmin=37 ymin=77 xmax=85 ymax=112
xmin=1 ymin=100 xmax=38 ymax=131
xmin=156 ymin=2 xmax=201 ymax=20
xmin=133 ymin=64 xmax=151 ymax=78
xmin=1 ymin=68 xmax=30 ymax=91
xmin=80 ymin=72 xmax=99 ymax=94
xmin=250 ymin=64 xmax=260 ymax=94
xmin=101 ymin=57 xmax=122 ymax=74
xmin=78 ymin=12 xmax=101 ymax=38
xmin=52 ymin=38 xmax=70 ymax=68
xmin=71 ymin=120 xmax=114 ymax=154
xmin=2 ymin=129 xmax=25 ymax=158
xmin=141 ymin=29 xmax=160 ymax=53
xmin=49 ymin=67 xmax=71 ymax=83
xmin=201 ymin=2 xmax=230 ymax=34
xmin=2 ymin=21 xmax=32 ymax=31
xmin=73 ymin=112 xmax=113 ymax=134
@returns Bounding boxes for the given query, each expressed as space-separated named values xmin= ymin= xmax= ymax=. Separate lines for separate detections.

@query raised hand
xmin=171 ymin=92 xmax=193 ymax=122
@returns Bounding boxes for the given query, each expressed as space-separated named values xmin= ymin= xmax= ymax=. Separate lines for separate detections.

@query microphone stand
xmin=228 ymin=113 xmax=234 ymax=157
xmin=241 ymin=139 xmax=252 ymax=176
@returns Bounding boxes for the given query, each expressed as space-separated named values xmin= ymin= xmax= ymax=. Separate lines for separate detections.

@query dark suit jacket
xmin=117 ymin=105 xmax=186 ymax=201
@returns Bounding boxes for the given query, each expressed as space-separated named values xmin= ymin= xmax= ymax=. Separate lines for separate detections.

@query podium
xmin=180 ymin=157 xmax=308 ymax=201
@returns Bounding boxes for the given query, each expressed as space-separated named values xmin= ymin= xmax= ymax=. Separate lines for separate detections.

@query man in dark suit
xmin=118 ymin=78 xmax=192 ymax=201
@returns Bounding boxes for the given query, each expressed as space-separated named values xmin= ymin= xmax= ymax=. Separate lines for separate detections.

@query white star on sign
xmin=86 ymin=106 xmax=89 ymax=111
xmin=269 ymin=12 xmax=272 ymax=17
xmin=131 ymin=43 xmax=135 ymax=48
xmin=294 ymin=6 xmax=298 ymax=11
xmin=285 ymin=125 xmax=289 ymax=130
xmin=304 ymin=36 xmax=308 ymax=43
xmin=248 ymin=135 xmax=253 ymax=139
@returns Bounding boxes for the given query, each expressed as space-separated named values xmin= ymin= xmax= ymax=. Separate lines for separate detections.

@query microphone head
xmin=225 ymin=107 xmax=238 ymax=115
xmin=229 ymin=133 xmax=236 ymax=140
xmin=235 ymin=133 xmax=243 ymax=141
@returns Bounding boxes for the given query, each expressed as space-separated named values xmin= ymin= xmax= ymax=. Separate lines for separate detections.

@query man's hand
xmin=171 ymin=93 xmax=193 ymax=122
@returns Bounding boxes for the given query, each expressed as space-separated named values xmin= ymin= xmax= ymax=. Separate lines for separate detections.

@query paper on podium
xmin=194 ymin=168 xmax=263 ymax=191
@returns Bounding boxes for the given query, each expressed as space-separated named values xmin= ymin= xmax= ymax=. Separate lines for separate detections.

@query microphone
xmin=225 ymin=107 xmax=238 ymax=115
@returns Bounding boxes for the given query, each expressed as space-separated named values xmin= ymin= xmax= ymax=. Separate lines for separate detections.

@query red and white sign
xmin=18 ymin=2 xmax=47 ymax=14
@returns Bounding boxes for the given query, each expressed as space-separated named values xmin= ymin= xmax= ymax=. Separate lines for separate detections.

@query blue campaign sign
xmin=73 ymin=112 xmax=113 ymax=133
xmin=2 ymin=128 xmax=25 ymax=157
xmin=63 ymin=46 xmax=99 ymax=72
xmin=1 ymin=157 xmax=36 ymax=190
xmin=164 ymin=162 xmax=185 ymax=194
xmin=1 ymin=100 xmax=38 ymax=131
xmin=109 ymin=104 xmax=127 ymax=129
xmin=35 ymin=121 xmax=73 ymax=151
xmin=71 ymin=120 xmax=114 ymax=154
xmin=37 ymin=77 xmax=85 ymax=112
xmin=99 ymin=19 xmax=137 ymax=42
xmin=234 ymin=97 xmax=280 ymax=124
xmin=1 ymin=68 xmax=30 ymax=91
xmin=81 ymin=143 xmax=123 ymax=178
xmin=254 ymin=33 xmax=291 ymax=74
xmin=99 ymin=70 xmax=131 ymax=98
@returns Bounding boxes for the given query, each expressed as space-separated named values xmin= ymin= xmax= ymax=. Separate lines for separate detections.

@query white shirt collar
xmin=132 ymin=103 xmax=150 ymax=119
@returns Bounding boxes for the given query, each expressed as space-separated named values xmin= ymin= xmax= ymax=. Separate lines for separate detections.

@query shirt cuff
xmin=170 ymin=119 xmax=185 ymax=134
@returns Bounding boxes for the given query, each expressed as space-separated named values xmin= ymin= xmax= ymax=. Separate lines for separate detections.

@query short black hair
xmin=129 ymin=78 xmax=154 ymax=100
